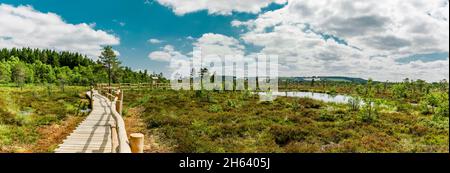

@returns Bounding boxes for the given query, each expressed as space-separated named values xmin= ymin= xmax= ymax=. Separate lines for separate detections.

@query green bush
xmin=358 ymin=102 xmax=378 ymax=123
xmin=34 ymin=115 xmax=58 ymax=126
xmin=270 ymin=125 xmax=309 ymax=146
xmin=10 ymin=126 xmax=39 ymax=144
xmin=290 ymin=100 xmax=301 ymax=111
xmin=299 ymin=98 xmax=322 ymax=109
xmin=0 ymin=125 xmax=39 ymax=146
xmin=0 ymin=125 xmax=12 ymax=145
xmin=206 ymin=93 xmax=218 ymax=103
xmin=421 ymin=116 xmax=449 ymax=130
xmin=146 ymin=114 xmax=187 ymax=128
xmin=0 ymin=109 xmax=18 ymax=125
xmin=418 ymin=101 xmax=431 ymax=115
xmin=226 ymin=99 xmax=239 ymax=109
xmin=319 ymin=111 xmax=336 ymax=122
xmin=14 ymin=114 xmax=33 ymax=126
xmin=409 ymin=124 xmax=429 ymax=136
xmin=347 ymin=97 xmax=361 ymax=111
xmin=436 ymin=104 xmax=449 ymax=118
xmin=395 ymin=101 xmax=409 ymax=113
xmin=328 ymin=87 xmax=337 ymax=95
xmin=122 ymin=107 xmax=129 ymax=117
xmin=208 ymin=104 xmax=222 ymax=113
xmin=195 ymin=90 xmax=205 ymax=98
xmin=240 ymin=90 xmax=252 ymax=100
xmin=131 ymin=95 xmax=150 ymax=107
xmin=435 ymin=94 xmax=449 ymax=118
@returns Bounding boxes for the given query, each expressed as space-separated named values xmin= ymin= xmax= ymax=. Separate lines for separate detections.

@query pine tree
xmin=99 ymin=46 xmax=120 ymax=88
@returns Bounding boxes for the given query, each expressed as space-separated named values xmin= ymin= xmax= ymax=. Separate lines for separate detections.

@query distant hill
xmin=280 ymin=76 xmax=368 ymax=83
xmin=187 ymin=75 xmax=368 ymax=83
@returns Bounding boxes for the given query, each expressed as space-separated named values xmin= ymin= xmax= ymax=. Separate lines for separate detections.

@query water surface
xmin=259 ymin=91 xmax=355 ymax=104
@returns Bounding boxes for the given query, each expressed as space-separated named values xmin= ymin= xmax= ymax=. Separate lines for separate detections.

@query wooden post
xmin=115 ymin=97 xmax=120 ymax=113
xmin=130 ymin=133 xmax=144 ymax=153
xmin=90 ymin=86 xmax=94 ymax=108
xmin=110 ymin=124 xmax=119 ymax=153
xmin=115 ymin=90 xmax=123 ymax=115
xmin=119 ymin=90 xmax=123 ymax=115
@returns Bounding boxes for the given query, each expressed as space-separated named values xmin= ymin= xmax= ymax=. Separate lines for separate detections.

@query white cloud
xmin=232 ymin=0 xmax=449 ymax=82
xmin=149 ymin=33 xmax=244 ymax=63
xmin=148 ymin=51 xmax=172 ymax=61
xmin=148 ymin=45 xmax=186 ymax=62
xmin=0 ymin=4 xmax=120 ymax=59
xmin=148 ymin=38 xmax=163 ymax=44
xmin=149 ymin=33 xmax=248 ymax=78
xmin=194 ymin=33 xmax=245 ymax=58
xmin=155 ymin=0 xmax=287 ymax=15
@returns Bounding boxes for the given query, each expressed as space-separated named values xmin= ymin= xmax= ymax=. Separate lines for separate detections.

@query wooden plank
xmin=58 ymin=145 xmax=112 ymax=149
xmin=64 ymin=137 xmax=111 ymax=141
xmin=67 ymin=133 xmax=110 ymax=136
xmin=72 ymin=130 xmax=111 ymax=133
xmin=56 ymin=149 xmax=112 ymax=153
xmin=62 ymin=141 xmax=111 ymax=145
xmin=75 ymin=125 xmax=111 ymax=128
xmin=59 ymin=142 xmax=111 ymax=146
xmin=77 ymin=123 xmax=113 ymax=126
xmin=63 ymin=138 xmax=111 ymax=142
xmin=58 ymin=144 xmax=111 ymax=148
xmin=56 ymin=90 xmax=115 ymax=153
xmin=55 ymin=149 xmax=109 ymax=153
xmin=73 ymin=127 xmax=110 ymax=131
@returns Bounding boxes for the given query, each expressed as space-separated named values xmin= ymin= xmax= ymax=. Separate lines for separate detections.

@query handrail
xmin=95 ymin=88 xmax=131 ymax=153
xmin=94 ymin=85 xmax=145 ymax=153
xmin=108 ymin=92 xmax=131 ymax=153
xmin=96 ymin=83 xmax=171 ymax=90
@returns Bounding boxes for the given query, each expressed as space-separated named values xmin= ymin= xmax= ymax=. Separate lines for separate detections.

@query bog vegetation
xmin=123 ymin=79 xmax=448 ymax=153
xmin=0 ymin=85 xmax=90 ymax=152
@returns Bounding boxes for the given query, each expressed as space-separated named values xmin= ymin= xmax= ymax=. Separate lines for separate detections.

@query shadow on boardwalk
xmin=55 ymin=91 xmax=114 ymax=153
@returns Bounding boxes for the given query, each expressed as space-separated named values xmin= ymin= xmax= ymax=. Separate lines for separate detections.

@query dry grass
xmin=31 ymin=116 xmax=85 ymax=153
xmin=124 ymin=106 xmax=172 ymax=153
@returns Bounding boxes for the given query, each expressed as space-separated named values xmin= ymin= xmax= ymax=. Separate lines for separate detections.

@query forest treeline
xmin=0 ymin=47 xmax=164 ymax=86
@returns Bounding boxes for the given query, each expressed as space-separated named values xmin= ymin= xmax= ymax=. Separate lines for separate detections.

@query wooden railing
xmin=96 ymin=83 xmax=171 ymax=90
xmin=95 ymin=86 xmax=144 ymax=153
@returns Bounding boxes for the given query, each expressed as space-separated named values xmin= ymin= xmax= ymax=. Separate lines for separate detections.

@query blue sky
xmin=0 ymin=0 xmax=448 ymax=81
xmin=1 ymin=0 xmax=284 ymax=74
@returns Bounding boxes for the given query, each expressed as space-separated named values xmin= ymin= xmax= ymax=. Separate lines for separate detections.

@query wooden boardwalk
xmin=55 ymin=91 xmax=115 ymax=153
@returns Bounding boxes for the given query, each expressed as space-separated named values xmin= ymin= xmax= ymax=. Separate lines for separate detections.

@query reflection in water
xmin=259 ymin=92 xmax=355 ymax=104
